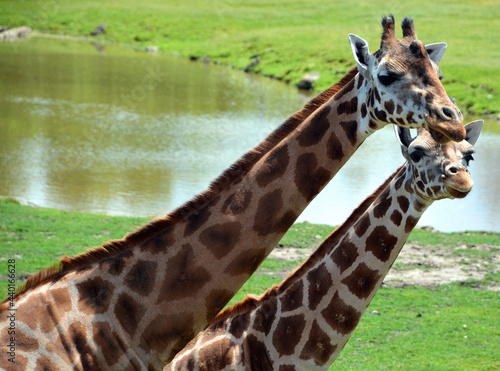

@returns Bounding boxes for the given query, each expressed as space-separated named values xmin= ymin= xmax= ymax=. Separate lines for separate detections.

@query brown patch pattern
xmin=253 ymin=297 xmax=278 ymax=336
xmin=115 ymin=293 xmax=145 ymax=337
xmin=365 ymin=225 xmax=399 ymax=262
xmin=205 ymin=289 xmax=235 ymax=322
xmin=330 ymin=235 xmax=359 ymax=273
xmin=326 ymin=131 xmax=345 ymax=161
xmin=76 ymin=277 xmax=114 ymax=314
xmin=321 ymin=291 xmax=361 ymax=335
xmin=280 ymin=280 xmax=303 ymax=312
xmin=198 ymin=337 xmax=233 ymax=371
xmin=224 ymin=247 xmax=267 ymax=277
xmin=229 ymin=312 xmax=251 ymax=339
xmin=273 ymin=314 xmax=306 ymax=356
xmin=300 ymin=320 xmax=337 ymax=365
xmin=390 ymin=209 xmax=403 ymax=226
xmin=339 ymin=120 xmax=358 ymax=146
xmin=183 ymin=205 xmax=212 ymax=237
xmin=221 ymin=188 xmax=253 ymax=216
xmin=296 ymin=106 xmax=331 ymax=147
xmin=253 ymin=189 xmax=284 ymax=236
xmin=341 ymin=263 xmax=381 ymax=300
xmin=307 ymin=263 xmax=333 ymax=310
xmin=125 ymin=260 xmax=157 ymax=296
xmin=256 ymin=143 xmax=290 ymax=188
xmin=93 ymin=321 xmax=126 ymax=367
xmin=246 ymin=334 xmax=274 ymax=370
xmin=158 ymin=244 xmax=210 ymax=302
xmin=294 ymin=153 xmax=331 ymax=202
xmin=373 ymin=188 xmax=392 ymax=218
xmin=199 ymin=221 xmax=242 ymax=259
xmin=354 ymin=214 xmax=371 ymax=238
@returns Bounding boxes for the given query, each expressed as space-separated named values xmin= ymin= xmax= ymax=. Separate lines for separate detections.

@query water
xmin=1 ymin=37 xmax=499 ymax=232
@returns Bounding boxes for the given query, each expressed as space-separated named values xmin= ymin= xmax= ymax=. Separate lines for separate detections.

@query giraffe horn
xmin=401 ymin=16 xmax=417 ymax=40
xmin=380 ymin=14 xmax=397 ymax=50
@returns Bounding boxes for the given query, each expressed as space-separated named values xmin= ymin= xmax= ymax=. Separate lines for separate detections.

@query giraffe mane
xmin=210 ymin=164 xmax=405 ymax=325
xmin=1 ymin=66 xmax=359 ymax=307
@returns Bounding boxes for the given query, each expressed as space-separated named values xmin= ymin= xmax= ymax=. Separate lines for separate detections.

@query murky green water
xmin=1 ymin=37 xmax=499 ymax=232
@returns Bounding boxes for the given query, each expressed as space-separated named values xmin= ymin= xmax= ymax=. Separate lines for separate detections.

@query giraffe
xmin=166 ymin=120 xmax=483 ymax=371
xmin=0 ymin=16 xmax=465 ymax=369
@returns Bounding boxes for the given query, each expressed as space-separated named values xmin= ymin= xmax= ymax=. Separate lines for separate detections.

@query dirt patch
xmin=268 ymin=242 xmax=500 ymax=290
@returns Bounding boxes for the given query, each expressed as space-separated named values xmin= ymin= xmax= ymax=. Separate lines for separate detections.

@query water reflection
xmin=1 ymin=37 xmax=499 ymax=232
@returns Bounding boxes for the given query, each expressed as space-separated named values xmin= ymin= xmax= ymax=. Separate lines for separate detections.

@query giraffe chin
xmin=445 ymin=186 xmax=471 ymax=199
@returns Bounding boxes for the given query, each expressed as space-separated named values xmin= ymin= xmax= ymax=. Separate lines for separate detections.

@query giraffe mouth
xmin=424 ymin=110 xmax=465 ymax=143
xmin=445 ymin=185 xmax=471 ymax=199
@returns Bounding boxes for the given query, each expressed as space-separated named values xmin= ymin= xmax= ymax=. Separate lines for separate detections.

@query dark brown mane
xmin=1 ymin=67 xmax=359 ymax=307
xmin=210 ymin=164 xmax=405 ymax=325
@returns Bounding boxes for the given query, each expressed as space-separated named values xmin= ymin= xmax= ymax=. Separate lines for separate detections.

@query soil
xmin=268 ymin=241 xmax=500 ymax=291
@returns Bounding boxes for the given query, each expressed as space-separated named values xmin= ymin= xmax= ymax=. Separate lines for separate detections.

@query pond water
xmin=1 ymin=37 xmax=499 ymax=232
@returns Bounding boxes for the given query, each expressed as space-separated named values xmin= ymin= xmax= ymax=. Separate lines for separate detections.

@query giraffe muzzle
xmin=425 ymin=103 xmax=465 ymax=143
xmin=443 ymin=170 xmax=473 ymax=199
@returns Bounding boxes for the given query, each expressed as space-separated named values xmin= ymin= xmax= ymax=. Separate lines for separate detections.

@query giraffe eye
xmin=409 ymin=151 xmax=423 ymax=163
xmin=378 ymin=71 xmax=400 ymax=86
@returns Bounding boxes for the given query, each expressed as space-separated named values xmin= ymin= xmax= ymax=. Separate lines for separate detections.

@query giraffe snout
xmin=443 ymin=167 xmax=473 ymax=198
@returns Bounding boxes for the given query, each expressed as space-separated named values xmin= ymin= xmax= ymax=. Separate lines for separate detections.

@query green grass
xmin=0 ymin=198 xmax=498 ymax=369
xmin=1 ymin=0 xmax=499 ymax=115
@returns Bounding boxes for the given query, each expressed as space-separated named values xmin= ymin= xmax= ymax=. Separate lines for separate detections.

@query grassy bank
xmin=0 ymin=198 xmax=499 ymax=369
xmin=1 ymin=0 xmax=499 ymax=115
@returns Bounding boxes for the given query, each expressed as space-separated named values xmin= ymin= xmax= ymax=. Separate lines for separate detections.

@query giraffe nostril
xmin=448 ymin=166 xmax=458 ymax=175
xmin=440 ymin=106 xmax=456 ymax=120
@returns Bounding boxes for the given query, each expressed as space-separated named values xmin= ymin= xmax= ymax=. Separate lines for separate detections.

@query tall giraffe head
xmin=395 ymin=120 xmax=483 ymax=201
xmin=348 ymin=15 xmax=465 ymax=143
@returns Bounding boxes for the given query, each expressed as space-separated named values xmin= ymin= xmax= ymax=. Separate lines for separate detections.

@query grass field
xmin=0 ymin=198 xmax=499 ymax=369
xmin=1 ymin=0 xmax=499 ymax=115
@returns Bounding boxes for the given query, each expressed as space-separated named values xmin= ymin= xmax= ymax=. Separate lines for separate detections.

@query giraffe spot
xmin=384 ymin=100 xmax=395 ymax=114
xmin=406 ymin=112 xmax=416 ymax=124
xmin=205 ymin=289 xmax=235 ymax=322
xmin=368 ymin=119 xmax=378 ymax=130
xmin=280 ymin=280 xmax=303 ymax=312
xmin=397 ymin=195 xmax=410 ymax=213
xmin=321 ymin=291 xmax=361 ymax=335
xmin=420 ymin=170 xmax=428 ymax=184
xmin=36 ymin=355 xmax=59 ymax=371
xmin=273 ymin=314 xmax=306 ymax=356
xmin=125 ymin=260 xmax=158 ymax=296
xmin=253 ymin=189 xmax=283 ymax=236
xmin=373 ymin=188 xmax=392 ymax=218
xmin=76 ymin=276 xmax=114 ymax=314
xmin=158 ymin=244 xmax=211 ymax=302
xmin=183 ymin=205 xmax=212 ymax=237
xmin=405 ymin=215 xmax=419 ymax=233
xmin=357 ymin=75 xmax=364 ymax=89
xmin=297 ymin=106 xmax=331 ymax=147
xmin=246 ymin=334 xmax=274 ymax=370
xmin=224 ymin=247 xmax=267 ymax=277
xmin=390 ymin=209 xmax=403 ymax=226
xmin=229 ymin=311 xmax=251 ymax=339
xmin=394 ymin=172 xmax=405 ymax=191
xmin=140 ymin=229 xmax=175 ymax=255
xmin=115 ymin=293 xmax=145 ymax=337
xmin=330 ymin=235 xmax=359 ymax=273
xmin=300 ymin=320 xmax=337 ymax=366
xmin=366 ymin=226 xmax=399 ymax=262
xmin=326 ymin=131 xmax=344 ymax=162
xmin=341 ymin=262 xmax=382 ymax=300
xmin=198 ymin=336 xmax=234 ymax=370
xmin=334 ymin=79 xmax=355 ymax=101
xmin=360 ymin=102 xmax=367 ymax=118
xmin=104 ymin=250 xmax=133 ymax=274
xmin=279 ymin=366 xmax=296 ymax=371
xmin=199 ymin=221 xmax=242 ymax=259
xmin=93 ymin=321 xmax=126 ymax=367
xmin=256 ymin=144 xmax=290 ymax=188
xmin=374 ymin=107 xmax=387 ymax=122
xmin=431 ymin=185 xmax=441 ymax=195
xmin=373 ymin=87 xmax=381 ymax=103
xmin=141 ymin=312 xmax=195 ymax=357
xmin=417 ymin=180 xmax=425 ymax=193
xmin=307 ymin=263 xmax=332 ymax=311
xmin=69 ymin=321 xmax=99 ymax=370
xmin=221 ymin=188 xmax=253 ymax=216
xmin=413 ymin=199 xmax=426 ymax=213
xmin=0 ymin=354 xmax=27 ymax=369
xmin=354 ymin=214 xmax=371 ymax=238
xmin=396 ymin=117 xmax=406 ymax=126
xmin=337 ymin=96 xmax=358 ymax=115
xmin=253 ymin=297 xmax=277 ymax=336
xmin=294 ymin=153 xmax=331 ymax=202
xmin=11 ymin=330 xmax=39 ymax=352
xmin=340 ymin=120 xmax=358 ymax=146
xmin=396 ymin=104 xmax=403 ymax=114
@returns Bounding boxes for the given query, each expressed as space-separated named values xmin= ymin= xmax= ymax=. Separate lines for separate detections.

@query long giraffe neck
xmin=166 ymin=164 xmax=432 ymax=370
xmin=0 ymin=70 xmax=390 ymax=369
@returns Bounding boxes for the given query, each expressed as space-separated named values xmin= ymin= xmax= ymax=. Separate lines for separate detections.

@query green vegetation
xmin=1 ymin=0 xmax=499 ymax=115
xmin=0 ymin=198 xmax=499 ymax=369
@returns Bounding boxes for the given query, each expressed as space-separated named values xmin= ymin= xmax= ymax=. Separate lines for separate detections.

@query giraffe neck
xmin=166 ymin=164 xmax=433 ymax=370
xmin=0 ymin=71 xmax=387 ymax=369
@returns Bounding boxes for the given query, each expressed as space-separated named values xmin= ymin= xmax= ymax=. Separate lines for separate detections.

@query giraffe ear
xmin=394 ymin=126 xmax=413 ymax=161
xmin=464 ymin=120 xmax=483 ymax=146
xmin=425 ymin=42 xmax=447 ymax=65
xmin=348 ymin=34 xmax=371 ymax=77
